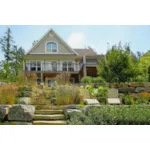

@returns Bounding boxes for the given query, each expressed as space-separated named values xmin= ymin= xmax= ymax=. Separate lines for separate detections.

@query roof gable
xmin=27 ymin=29 xmax=78 ymax=55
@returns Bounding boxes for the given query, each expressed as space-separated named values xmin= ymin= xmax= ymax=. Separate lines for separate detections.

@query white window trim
xmin=45 ymin=41 xmax=58 ymax=53
xmin=61 ymin=60 xmax=76 ymax=72
xmin=26 ymin=60 xmax=43 ymax=71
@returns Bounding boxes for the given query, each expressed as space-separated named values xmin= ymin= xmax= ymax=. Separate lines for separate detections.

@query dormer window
xmin=46 ymin=42 xmax=57 ymax=52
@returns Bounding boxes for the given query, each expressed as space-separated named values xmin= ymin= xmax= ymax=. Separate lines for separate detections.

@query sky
xmin=0 ymin=25 xmax=150 ymax=60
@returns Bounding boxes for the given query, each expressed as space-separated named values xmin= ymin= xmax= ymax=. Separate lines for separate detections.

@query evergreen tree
xmin=0 ymin=28 xmax=14 ymax=63
xmin=11 ymin=46 xmax=25 ymax=76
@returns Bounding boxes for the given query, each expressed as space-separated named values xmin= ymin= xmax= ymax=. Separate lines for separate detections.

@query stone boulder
xmin=0 ymin=105 xmax=9 ymax=121
xmin=18 ymin=97 xmax=32 ymax=105
xmin=118 ymin=87 xmax=135 ymax=93
xmin=135 ymin=87 xmax=150 ymax=93
xmin=82 ymin=105 xmax=101 ymax=115
xmin=143 ymin=82 xmax=150 ymax=87
xmin=128 ymin=82 xmax=143 ymax=87
xmin=64 ymin=104 xmax=80 ymax=110
xmin=63 ymin=105 xmax=81 ymax=119
xmin=8 ymin=104 xmax=35 ymax=121
xmin=64 ymin=109 xmax=82 ymax=119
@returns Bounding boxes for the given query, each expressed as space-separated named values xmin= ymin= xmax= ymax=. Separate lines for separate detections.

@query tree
xmin=97 ymin=43 xmax=139 ymax=83
xmin=32 ymin=40 xmax=39 ymax=47
xmin=0 ymin=28 xmax=14 ymax=63
xmin=138 ymin=50 xmax=150 ymax=80
xmin=11 ymin=46 xmax=25 ymax=76
xmin=0 ymin=28 xmax=25 ymax=82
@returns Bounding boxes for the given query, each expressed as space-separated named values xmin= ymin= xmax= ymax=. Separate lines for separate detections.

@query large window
xmin=46 ymin=42 xmax=57 ymax=52
xmin=62 ymin=62 xmax=67 ymax=71
xmin=68 ymin=62 xmax=74 ymax=71
xmin=29 ymin=61 xmax=41 ymax=71
xmin=62 ymin=61 xmax=74 ymax=71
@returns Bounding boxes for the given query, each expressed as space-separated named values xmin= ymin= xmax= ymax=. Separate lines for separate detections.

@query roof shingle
xmin=74 ymin=48 xmax=97 ymax=56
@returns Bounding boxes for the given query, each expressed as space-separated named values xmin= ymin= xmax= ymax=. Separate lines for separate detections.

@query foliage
xmin=135 ymin=96 xmax=149 ymax=105
xmin=17 ymin=86 xmax=32 ymax=97
xmin=88 ymin=86 xmax=108 ymax=98
xmin=0 ymin=28 xmax=14 ymax=63
xmin=32 ymin=40 xmax=39 ymax=47
xmin=81 ymin=76 xmax=106 ymax=84
xmin=123 ymin=92 xmax=150 ymax=105
xmin=124 ymin=95 xmax=135 ymax=105
xmin=97 ymin=42 xmax=139 ymax=82
xmin=68 ymin=106 xmax=150 ymax=125
xmin=139 ymin=51 xmax=150 ymax=81
xmin=10 ymin=46 xmax=25 ymax=76
xmin=0 ymin=84 xmax=18 ymax=104
xmin=92 ymin=77 xmax=106 ymax=83
xmin=81 ymin=76 xmax=92 ymax=84
xmin=56 ymin=85 xmax=80 ymax=105
xmin=55 ymin=72 xmax=70 ymax=85
xmin=16 ymin=72 xmax=37 ymax=86
xmin=130 ymin=75 xmax=147 ymax=82
xmin=0 ymin=28 xmax=25 ymax=82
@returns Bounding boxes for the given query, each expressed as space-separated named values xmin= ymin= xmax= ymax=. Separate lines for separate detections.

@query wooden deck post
xmin=83 ymin=56 xmax=87 ymax=77
xmin=41 ymin=72 xmax=43 ymax=83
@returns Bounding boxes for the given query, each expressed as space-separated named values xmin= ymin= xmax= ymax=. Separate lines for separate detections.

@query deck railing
xmin=24 ymin=62 xmax=80 ymax=72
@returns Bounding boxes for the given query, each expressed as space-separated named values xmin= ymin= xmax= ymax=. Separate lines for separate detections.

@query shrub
xmin=56 ymin=85 xmax=80 ymax=105
xmin=68 ymin=105 xmax=150 ymax=125
xmin=88 ymin=86 xmax=108 ymax=99
xmin=124 ymin=95 xmax=135 ymax=105
xmin=0 ymin=84 xmax=18 ymax=105
xmin=135 ymin=96 xmax=149 ymax=105
xmin=81 ymin=76 xmax=92 ymax=84
xmin=17 ymin=86 xmax=32 ymax=97
xmin=92 ymin=77 xmax=106 ymax=83
xmin=55 ymin=72 xmax=70 ymax=85
xmin=16 ymin=72 xmax=37 ymax=86
xmin=139 ymin=92 xmax=150 ymax=100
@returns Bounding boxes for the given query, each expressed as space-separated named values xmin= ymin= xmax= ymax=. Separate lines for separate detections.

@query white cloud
xmin=67 ymin=32 xmax=86 ymax=48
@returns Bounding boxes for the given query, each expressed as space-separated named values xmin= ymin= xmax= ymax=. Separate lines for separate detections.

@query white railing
xmin=25 ymin=62 xmax=80 ymax=72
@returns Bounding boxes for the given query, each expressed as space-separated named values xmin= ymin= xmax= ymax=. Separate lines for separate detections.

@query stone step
xmin=33 ymin=120 xmax=67 ymax=125
xmin=35 ymin=105 xmax=64 ymax=110
xmin=34 ymin=114 xmax=65 ymax=120
xmin=35 ymin=109 xmax=64 ymax=115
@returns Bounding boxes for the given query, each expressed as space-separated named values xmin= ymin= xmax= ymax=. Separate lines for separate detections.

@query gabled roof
xmin=26 ymin=28 xmax=78 ymax=55
xmin=74 ymin=48 xmax=97 ymax=56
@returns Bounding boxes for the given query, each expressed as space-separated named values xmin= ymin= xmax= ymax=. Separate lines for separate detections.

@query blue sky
xmin=0 ymin=25 xmax=150 ymax=60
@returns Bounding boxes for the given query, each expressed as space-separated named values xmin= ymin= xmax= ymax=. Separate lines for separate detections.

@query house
xmin=23 ymin=29 xmax=103 ymax=87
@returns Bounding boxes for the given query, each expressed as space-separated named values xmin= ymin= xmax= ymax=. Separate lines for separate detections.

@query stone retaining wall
xmin=112 ymin=82 xmax=150 ymax=94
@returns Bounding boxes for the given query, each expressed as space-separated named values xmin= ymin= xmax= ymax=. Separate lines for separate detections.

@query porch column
xmin=83 ymin=56 xmax=87 ymax=77
xmin=41 ymin=72 xmax=43 ymax=83
xmin=78 ymin=74 xmax=81 ymax=82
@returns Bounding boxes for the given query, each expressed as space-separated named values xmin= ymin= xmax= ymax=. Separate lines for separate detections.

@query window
xmin=37 ymin=61 xmax=41 ymax=71
xmin=62 ymin=61 xmax=74 ymax=71
xmin=29 ymin=61 xmax=41 ymax=71
xmin=46 ymin=42 xmax=57 ymax=52
xmin=30 ymin=61 xmax=36 ymax=71
xmin=68 ymin=62 xmax=74 ymax=71
xmin=62 ymin=62 xmax=67 ymax=71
